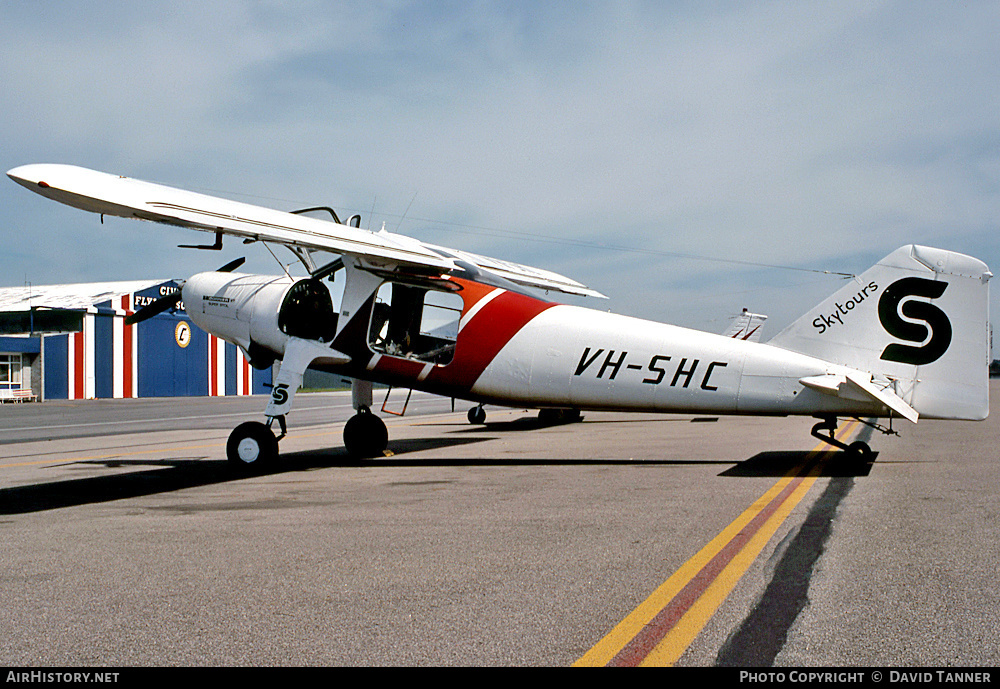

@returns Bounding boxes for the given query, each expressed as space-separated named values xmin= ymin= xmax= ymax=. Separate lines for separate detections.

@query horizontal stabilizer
xmin=800 ymin=371 xmax=919 ymax=423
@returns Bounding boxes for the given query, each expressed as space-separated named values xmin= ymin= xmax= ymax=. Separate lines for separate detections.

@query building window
xmin=0 ymin=353 xmax=22 ymax=390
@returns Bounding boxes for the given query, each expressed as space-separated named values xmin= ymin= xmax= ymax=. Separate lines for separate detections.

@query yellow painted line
xmin=641 ymin=470 xmax=819 ymax=667
xmin=575 ymin=420 xmax=859 ymax=667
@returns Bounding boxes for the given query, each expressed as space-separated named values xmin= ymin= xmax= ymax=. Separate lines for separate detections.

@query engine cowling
xmin=183 ymin=272 xmax=343 ymax=369
xmin=183 ymin=272 xmax=293 ymax=363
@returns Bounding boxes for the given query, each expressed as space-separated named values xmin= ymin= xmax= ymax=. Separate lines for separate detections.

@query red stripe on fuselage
xmin=357 ymin=276 xmax=554 ymax=397
xmin=425 ymin=284 xmax=555 ymax=392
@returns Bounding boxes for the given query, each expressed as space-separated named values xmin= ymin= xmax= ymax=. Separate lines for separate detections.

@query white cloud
xmin=2 ymin=0 xmax=999 ymax=341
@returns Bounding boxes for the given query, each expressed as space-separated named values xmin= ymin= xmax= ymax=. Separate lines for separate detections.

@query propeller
xmin=216 ymin=256 xmax=248 ymax=273
xmin=125 ymin=257 xmax=245 ymax=326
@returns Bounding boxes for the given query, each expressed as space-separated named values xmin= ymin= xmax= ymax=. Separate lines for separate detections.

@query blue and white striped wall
xmin=41 ymin=282 xmax=271 ymax=400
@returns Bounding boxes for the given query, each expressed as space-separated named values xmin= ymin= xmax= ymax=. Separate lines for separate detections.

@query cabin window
xmin=368 ymin=282 xmax=463 ymax=365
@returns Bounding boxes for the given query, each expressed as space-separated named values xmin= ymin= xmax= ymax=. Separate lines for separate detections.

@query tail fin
xmin=722 ymin=308 xmax=767 ymax=341
xmin=770 ymin=245 xmax=991 ymax=420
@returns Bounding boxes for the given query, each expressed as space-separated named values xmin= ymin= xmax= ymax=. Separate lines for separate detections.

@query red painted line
xmin=607 ymin=475 xmax=808 ymax=667
xmin=243 ymin=356 xmax=251 ymax=396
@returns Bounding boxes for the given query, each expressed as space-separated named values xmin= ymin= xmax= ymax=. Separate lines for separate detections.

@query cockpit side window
xmin=278 ymin=278 xmax=338 ymax=342
xmin=368 ymin=282 xmax=463 ymax=365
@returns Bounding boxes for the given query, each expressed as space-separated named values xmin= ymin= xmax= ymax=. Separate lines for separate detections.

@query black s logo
xmin=878 ymin=277 xmax=951 ymax=365
xmin=271 ymin=383 xmax=289 ymax=406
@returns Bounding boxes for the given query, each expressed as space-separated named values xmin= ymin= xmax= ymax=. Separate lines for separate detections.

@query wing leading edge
xmin=7 ymin=164 xmax=604 ymax=298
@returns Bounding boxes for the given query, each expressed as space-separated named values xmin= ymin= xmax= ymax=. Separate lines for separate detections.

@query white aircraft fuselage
xmin=8 ymin=163 xmax=991 ymax=464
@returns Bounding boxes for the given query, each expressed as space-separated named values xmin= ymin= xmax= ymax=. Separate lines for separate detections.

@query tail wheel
xmin=468 ymin=405 xmax=486 ymax=425
xmin=227 ymin=421 xmax=279 ymax=469
xmin=847 ymin=440 xmax=874 ymax=462
xmin=343 ymin=409 xmax=388 ymax=457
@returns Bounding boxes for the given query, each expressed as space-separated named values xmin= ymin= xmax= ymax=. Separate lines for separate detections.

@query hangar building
xmin=0 ymin=280 xmax=271 ymax=401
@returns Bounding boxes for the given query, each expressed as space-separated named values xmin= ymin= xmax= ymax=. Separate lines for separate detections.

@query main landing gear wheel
xmin=227 ymin=421 xmax=279 ymax=469
xmin=538 ymin=408 xmax=583 ymax=424
xmin=343 ymin=408 xmax=388 ymax=458
xmin=468 ymin=405 xmax=486 ymax=425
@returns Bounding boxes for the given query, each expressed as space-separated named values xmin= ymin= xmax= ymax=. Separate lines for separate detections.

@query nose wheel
xmin=227 ymin=421 xmax=279 ymax=469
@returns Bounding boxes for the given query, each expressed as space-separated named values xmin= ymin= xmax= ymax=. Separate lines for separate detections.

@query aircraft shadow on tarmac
xmin=2 ymin=433 xmax=689 ymax=515
xmin=721 ymin=450 xmax=877 ymax=478
xmin=0 ymin=436 xmax=488 ymax=515
xmin=1 ymin=433 xmax=874 ymax=515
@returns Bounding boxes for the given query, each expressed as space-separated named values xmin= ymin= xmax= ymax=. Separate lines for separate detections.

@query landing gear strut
xmin=226 ymin=336 xmax=355 ymax=468
xmin=342 ymin=378 xmax=388 ymax=457
xmin=810 ymin=416 xmax=873 ymax=461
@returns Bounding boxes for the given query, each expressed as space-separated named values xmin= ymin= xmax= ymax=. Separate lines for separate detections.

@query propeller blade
xmin=124 ymin=258 xmax=244 ymax=326
xmin=218 ymin=256 xmax=246 ymax=272
xmin=125 ymin=291 xmax=182 ymax=325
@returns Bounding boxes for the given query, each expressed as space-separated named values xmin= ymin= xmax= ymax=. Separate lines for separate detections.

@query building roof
xmin=0 ymin=280 xmax=172 ymax=312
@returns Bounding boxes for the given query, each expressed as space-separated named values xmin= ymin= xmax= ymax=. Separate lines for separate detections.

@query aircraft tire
xmin=343 ymin=410 xmax=388 ymax=458
xmin=468 ymin=406 xmax=486 ymax=425
xmin=227 ymin=421 xmax=279 ymax=469
xmin=847 ymin=440 xmax=874 ymax=462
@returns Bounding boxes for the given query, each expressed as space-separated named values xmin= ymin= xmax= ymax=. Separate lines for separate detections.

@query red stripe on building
xmin=74 ymin=331 xmax=85 ymax=400
xmin=121 ymin=294 xmax=134 ymax=398
xmin=208 ymin=335 xmax=217 ymax=396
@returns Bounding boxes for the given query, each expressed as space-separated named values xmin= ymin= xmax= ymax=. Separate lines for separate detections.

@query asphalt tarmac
xmin=1 ymin=384 xmax=998 ymax=667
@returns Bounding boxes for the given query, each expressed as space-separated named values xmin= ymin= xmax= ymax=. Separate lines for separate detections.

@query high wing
xmin=7 ymin=164 xmax=604 ymax=299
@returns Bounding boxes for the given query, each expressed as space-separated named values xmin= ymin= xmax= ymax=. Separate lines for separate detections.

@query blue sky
xmin=2 ymin=1 xmax=999 ymax=344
